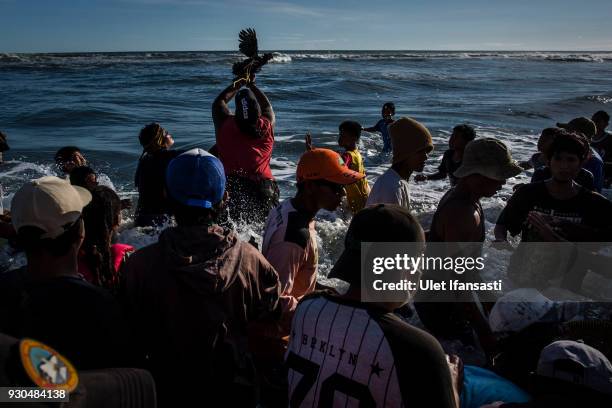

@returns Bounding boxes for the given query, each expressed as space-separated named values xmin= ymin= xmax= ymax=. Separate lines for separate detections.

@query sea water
xmin=1 ymin=50 xmax=612 ymax=298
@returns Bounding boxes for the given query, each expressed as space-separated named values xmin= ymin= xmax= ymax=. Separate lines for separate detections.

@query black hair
xmin=17 ymin=219 xmax=83 ymax=257
xmin=546 ymin=129 xmax=589 ymax=162
xmin=592 ymin=110 xmax=610 ymax=123
xmin=54 ymin=146 xmax=81 ymax=163
xmin=81 ymin=186 xmax=122 ymax=292
xmin=383 ymin=102 xmax=396 ymax=115
xmin=172 ymin=200 xmax=225 ymax=227
xmin=339 ymin=120 xmax=362 ymax=139
xmin=453 ymin=124 xmax=476 ymax=142
xmin=69 ymin=166 xmax=97 ymax=189
xmin=139 ymin=122 xmax=169 ymax=154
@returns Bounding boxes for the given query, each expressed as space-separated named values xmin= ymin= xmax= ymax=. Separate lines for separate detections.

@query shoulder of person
xmin=373 ymin=312 xmax=447 ymax=356
xmin=236 ymin=239 xmax=276 ymax=268
xmin=284 ymin=211 xmax=312 ymax=250
xmin=581 ymin=187 xmax=612 ymax=205
xmin=122 ymin=242 xmax=162 ymax=277
xmin=515 ymin=180 xmax=544 ymax=196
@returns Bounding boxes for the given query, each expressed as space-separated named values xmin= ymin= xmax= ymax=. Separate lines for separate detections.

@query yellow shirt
xmin=343 ymin=149 xmax=370 ymax=213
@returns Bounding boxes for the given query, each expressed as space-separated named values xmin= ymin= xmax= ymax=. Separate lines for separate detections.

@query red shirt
xmin=78 ymin=243 xmax=135 ymax=285
xmin=217 ymin=116 xmax=274 ymax=180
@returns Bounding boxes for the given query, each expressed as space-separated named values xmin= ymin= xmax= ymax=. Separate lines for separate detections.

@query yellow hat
xmin=389 ymin=117 xmax=434 ymax=165
xmin=12 ymin=176 xmax=92 ymax=239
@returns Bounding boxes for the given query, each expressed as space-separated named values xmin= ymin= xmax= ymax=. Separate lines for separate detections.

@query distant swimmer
xmin=133 ymin=123 xmax=183 ymax=227
xmin=366 ymin=117 xmax=433 ymax=210
xmin=363 ymin=102 xmax=395 ymax=153
xmin=338 ymin=120 xmax=370 ymax=213
xmin=54 ymin=146 xmax=87 ymax=176
xmin=415 ymin=124 xmax=476 ymax=186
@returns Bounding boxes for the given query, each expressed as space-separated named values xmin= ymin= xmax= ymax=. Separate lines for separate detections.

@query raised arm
xmin=247 ymin=81 xmax=275 ymax=126
xmin=212 ymin=78 xmax=246 ymax=131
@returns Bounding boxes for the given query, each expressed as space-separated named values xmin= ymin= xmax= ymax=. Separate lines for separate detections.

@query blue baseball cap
xmin=166 ymin=148 xmax=226 ymax=208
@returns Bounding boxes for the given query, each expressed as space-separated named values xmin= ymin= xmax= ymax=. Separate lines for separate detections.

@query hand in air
xmin=305 ymin=132 xmax=313 ymax=151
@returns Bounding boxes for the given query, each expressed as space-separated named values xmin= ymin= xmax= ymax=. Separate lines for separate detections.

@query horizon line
xmin=3 ymin=49 xmax=612 ymax=55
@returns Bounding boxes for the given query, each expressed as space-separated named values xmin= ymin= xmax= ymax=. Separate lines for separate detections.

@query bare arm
xmin=247 ymin=81 xmax=275 ymax=126
xmin=212 ymin=78 xmax=246 ymax=131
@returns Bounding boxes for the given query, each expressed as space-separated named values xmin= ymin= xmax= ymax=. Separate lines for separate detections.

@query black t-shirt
xmin=286 ymin=293 xmax=456 ymax=408
xmin=0 ymin=268 xmax=129 ymax=370
xmin=497 ymin=182 xmax=612 ymax=242
xmin=438 ymin=149 xmax=462 ymax=185
xmin=134 ymin=148 xmax=182 ymax=217
xmin=531 ymin=167 xmax=595 ymax=191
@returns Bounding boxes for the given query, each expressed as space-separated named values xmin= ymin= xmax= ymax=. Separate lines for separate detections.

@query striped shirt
xmin=286 ymin=294 xmax=456 ymax=408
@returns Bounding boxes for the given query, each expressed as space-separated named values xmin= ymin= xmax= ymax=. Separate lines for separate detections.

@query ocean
xmin=1 ymin=50 xmax=612 ymax=296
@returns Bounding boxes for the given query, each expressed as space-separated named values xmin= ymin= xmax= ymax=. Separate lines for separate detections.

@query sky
xmin=1 ymin=0 xmax=612 ymax=52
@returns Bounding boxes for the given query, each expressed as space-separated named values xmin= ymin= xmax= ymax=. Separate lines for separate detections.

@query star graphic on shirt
xmin=370 ymin=361 xmax=384 ymax=377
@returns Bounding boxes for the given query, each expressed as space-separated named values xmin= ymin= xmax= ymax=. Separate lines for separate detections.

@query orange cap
xmin=297 ymin=148 xmax=365 ymax=185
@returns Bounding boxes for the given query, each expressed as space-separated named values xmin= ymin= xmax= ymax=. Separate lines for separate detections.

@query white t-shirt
xmin=366 ymin=168 xmax=410 ymax=209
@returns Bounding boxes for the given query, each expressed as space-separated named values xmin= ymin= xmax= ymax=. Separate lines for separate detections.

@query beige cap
xmin=12 ymin=176 xmax=92 ymax=239
xmin=453 ymin=138 xmax=522 ymax=181
xmin=557 ymin=117 xmax=597 ymax=140
xmin=389 ymin=117 xmax=434 ymax=165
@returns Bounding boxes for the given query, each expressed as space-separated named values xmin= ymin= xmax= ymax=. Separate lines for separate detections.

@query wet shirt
xmin=286 ymin=294 xmax=456 ymax=408
xmin=497 ymin=181 xmax=612 ymax=242
xmin=373 ymin=118 xmax=393 ymax=152
xmin=438 ymin=149 xmax=462 ymax=186
xmin=134 ymin=149 xmax=182 ymax=217
xmin=342 ymin=149 xmax=370 ymax=213
xmin=262 ymin=199 xmax=318 ymax=314
xmin=217 ymin=116 xmax=274 ymax=180
xmin=366 ymin=167 xmax=410 ymax=209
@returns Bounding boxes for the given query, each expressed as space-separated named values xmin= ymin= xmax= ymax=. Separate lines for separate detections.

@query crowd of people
xmin=0 ymin=73 xmax=611 ymax=408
